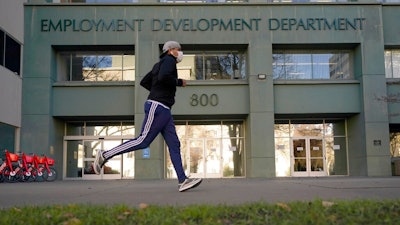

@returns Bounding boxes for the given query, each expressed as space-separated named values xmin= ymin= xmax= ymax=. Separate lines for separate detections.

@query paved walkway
xmin=1 ymin=177 xmax=400 ymax=209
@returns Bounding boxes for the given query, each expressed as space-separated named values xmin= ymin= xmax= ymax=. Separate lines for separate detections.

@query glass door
xmin=205 ymin=139 xmax=222 ymax=178
xmin=82 ymin=140 xmax=100 ymax=179
xmin=291 ymin=137 xmax=326 ymax=177
xmin=187 ymin=139 xmax=204 ymax=178
xmin=309 ymin=138 xmax=325 ymax=175
xmin=186 ymin=138 xmax=223 ymax=178
xmin=102 ymin=140 xmax=123 ymax=179
xmin=82 ymin=139 xmax=122 ymax=180
xmin=292 ymin=138 xmax=307 ymax=176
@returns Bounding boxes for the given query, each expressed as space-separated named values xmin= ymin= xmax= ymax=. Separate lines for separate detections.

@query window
xmin=180 ymin=51 xmax=247 ymax=80
xmin=0 ymin=30 xmax=4 ymax=67
xmin=0 ymin=122 xmax=15 ymax=152
xmin=166 ymin=120 xmax=245 ymax=179
xmin=273 ymin=50 xmax=352 ymax=80
xmin=385 ymin=50 xmax=400 ymax=79
xmin=0 ymin=29 xmax=21 ymax=76
xmin=270 ymin=0 xmax=352 ymax=2
xmin=59 ymin=0 xmax=138 ymax=2
xmin=58 ymin=51 xmax=135 ymax=81
xmin=390 ymin=132 xmax=400 ymax=158
xmin=160 ymin=0 xmax=248 ymax=2
xmin=274 ymin=119 xmax=348 ymax=177
xmin=5 ymin=35 xmax=21 ymax=75
xmin=64 ymin=121 xmax=135 ymax=178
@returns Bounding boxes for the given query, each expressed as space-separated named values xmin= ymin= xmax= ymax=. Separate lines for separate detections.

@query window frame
xmin=179 ymin=49 xmax=248 ymax=81
xmin=0 ymin=29 xmax=21 ymax=76
xmin=0 ymin=30 xmax=4 ymax=67
xmin=160 ymin=0 xmax=248 ymax=3
xmin=57 ymin=49 xmax=135 ymax=82
xmin=385 ymin=49 xmax=400 ymax=79
xmin=272 ymin=49 xmax=353 ymax=80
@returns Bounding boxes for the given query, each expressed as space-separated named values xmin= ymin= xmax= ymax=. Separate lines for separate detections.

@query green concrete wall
xmin=274 ymin=82 xmax=361 ymax=114
xmin=53 ymin=84 xmax=135 ymax=118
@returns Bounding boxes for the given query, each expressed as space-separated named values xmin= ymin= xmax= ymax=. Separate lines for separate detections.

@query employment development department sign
xmin=40 ymin=17 xmax=366 ymax=32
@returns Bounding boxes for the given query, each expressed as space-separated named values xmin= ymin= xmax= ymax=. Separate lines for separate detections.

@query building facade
xmin=18 ymin=0 xmax=400 ymax=180
xmin=0 ymin=0 xmax=24 ymax=156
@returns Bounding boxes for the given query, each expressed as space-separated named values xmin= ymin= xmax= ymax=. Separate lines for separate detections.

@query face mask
xmin=176 ymin=51 xmax=184 ymax=63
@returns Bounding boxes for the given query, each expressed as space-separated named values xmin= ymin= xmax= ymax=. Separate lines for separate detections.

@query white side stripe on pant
xmin=104 ymin=101 xmax=157 ymax=158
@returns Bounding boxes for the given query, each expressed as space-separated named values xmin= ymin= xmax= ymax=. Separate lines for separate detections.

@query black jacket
xmin=140 ymin=54 xmax=183 ymax=108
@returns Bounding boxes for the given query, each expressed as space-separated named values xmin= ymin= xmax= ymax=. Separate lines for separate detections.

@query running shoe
xmin=93 ymin=149 xmax=106 ymax=175
xmin=178 ymin=178 xmax=202 ymax=192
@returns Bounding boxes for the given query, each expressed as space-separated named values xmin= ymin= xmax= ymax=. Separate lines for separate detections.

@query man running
xmin=93 ymin=41 xmax=202 ymax=192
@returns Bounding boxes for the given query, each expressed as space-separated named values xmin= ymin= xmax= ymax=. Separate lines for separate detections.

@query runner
xmin=93 ymin=41 xmax=202 ymax=192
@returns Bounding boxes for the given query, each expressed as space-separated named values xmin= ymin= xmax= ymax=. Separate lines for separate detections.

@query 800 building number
xmin=190 ymin=94 xmax=219 ymax=107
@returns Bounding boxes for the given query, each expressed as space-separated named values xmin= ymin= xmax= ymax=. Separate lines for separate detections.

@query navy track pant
xmin=103 ymin=100 xmax=187 ymax=183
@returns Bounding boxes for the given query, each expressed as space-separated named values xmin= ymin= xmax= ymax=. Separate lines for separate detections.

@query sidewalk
xmin=1 ymin=177 xmax=399 ymax=209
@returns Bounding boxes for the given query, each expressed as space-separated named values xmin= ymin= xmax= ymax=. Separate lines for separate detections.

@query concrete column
xmin=247 ymin=41 xmax=275 ymax=178
xmin=356 ymin=38 xmax=391 ymax=176
xmin=134 ymin=40 xmax=165 ymax=179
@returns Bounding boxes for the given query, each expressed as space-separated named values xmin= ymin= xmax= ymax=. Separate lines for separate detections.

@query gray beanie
xmin=162 ymin=41 xmax=181 ymax=53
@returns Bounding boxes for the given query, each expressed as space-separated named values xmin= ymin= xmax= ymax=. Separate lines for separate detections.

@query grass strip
xmin=1 ymin=199 xmax=400 ymax=225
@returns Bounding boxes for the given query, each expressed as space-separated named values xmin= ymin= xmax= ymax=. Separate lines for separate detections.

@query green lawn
xmin=1 ymin=199 xmax=400 ymax=225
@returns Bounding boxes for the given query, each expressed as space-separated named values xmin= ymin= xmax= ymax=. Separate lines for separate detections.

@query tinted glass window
xmin=273 ymin=51 xmax=352 ymax=80
xmin=58 ymin=52 xmax=135 ymax=81
xmin=0 ymin=30 xmax=4 ymax=66
xmin=385 ymin=50 xmax=400 ymax=78
xmin=5 ymin=35 xmax=21 ymax=75
xmin=180 ymin=51 xmax=247 ymax=80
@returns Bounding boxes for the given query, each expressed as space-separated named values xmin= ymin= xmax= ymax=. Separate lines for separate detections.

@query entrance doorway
xmin=291 ymin=137 xmax=326 ymax=176
xmin=64 ymin=121 xmax=136 ymax=180
xmin=65 ymin=138 xmax=134 ymax=180
xmin=165 ymin=121 xmax=245 ymax=179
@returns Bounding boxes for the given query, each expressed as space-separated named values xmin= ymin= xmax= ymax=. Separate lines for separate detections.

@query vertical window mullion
xmin=391 ymin=50 xmax=394 ymax=78
xmin=95 ymin=55 xmax=98 ymax=81
xmin=280 ymin=53 xmax=284 ymax=79
xmin=390 ymin=50 xmax=394 ymax=78
xmin=202 ymin=53 xmax=206 ymax=80
xmin=285 ymin=52 xmax=289 ymax=80
xmin=283 ymin=53 xmax=287 ymax=80
xmin=69 ymin=53 xmax=72 ymax=81
xmin=311 ymin=53 xmax=314 ymax=79
xmin=122 ymin=54 xmax=124 ymax=81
